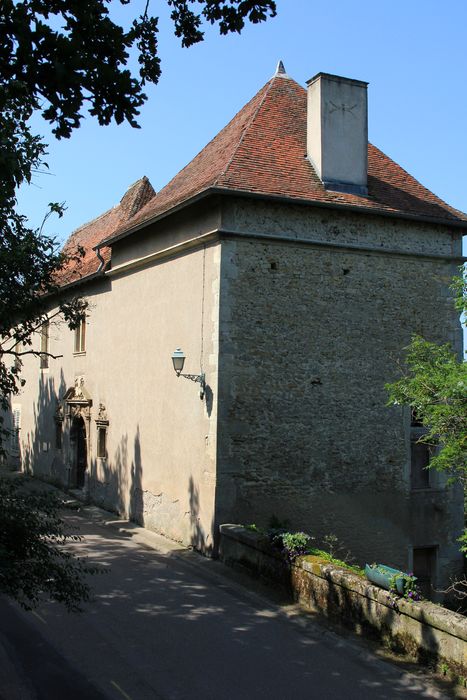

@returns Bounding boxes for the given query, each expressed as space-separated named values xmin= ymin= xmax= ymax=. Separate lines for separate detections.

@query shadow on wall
xmin=94 ymin=432 xmax=215 ymax=554
xmin=24 ymin=377 xmax=215 ymax=554
xmin=130 ymin=427 xmax=143 ymax=522
xmin=23 ymin=369 xmax=68 ymax=482
xmin=1 ymin=402 xmax=16 ymax=469
xmin=188 ymin=475 xmax=214 ymax=556
xmin=91 ymin=427 xmax=142 ymax=520
xmin=21 ymin=362 xmax=141 ymax=516
xmin=204 ymin=382 xmax=213 ymax=418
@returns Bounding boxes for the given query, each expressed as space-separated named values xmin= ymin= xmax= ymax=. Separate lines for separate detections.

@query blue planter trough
xmin=364 ymin=564 xmax=415 ymax=595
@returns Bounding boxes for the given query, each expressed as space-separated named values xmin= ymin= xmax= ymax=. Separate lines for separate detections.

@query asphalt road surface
xmin=0 ymin=509 xmax=451 ymax=700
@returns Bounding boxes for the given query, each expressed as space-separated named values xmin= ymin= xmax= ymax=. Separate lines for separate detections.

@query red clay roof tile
xmin=59 ymin=73 xmax=467 ymax=285
xmin=117 ymin=74 xmax=467 ymax=234
xmin=57 ymin=176 xmax=155 ymax=285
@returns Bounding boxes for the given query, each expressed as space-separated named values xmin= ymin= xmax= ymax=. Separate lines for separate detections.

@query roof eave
xmin=96 ymin=186 xmax=467 ymax=252
xmin=51 ymin=266 xmax=108 ymax=296
xmin=94 ymin=189 xmax=217 ymax=250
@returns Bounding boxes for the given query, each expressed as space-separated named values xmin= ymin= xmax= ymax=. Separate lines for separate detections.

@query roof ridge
xmin=213 ymin=76 xmax=276 ymax=187
xmin=63 ymin=177 xmax=156 ymax=252
xmin=64 ymin=205 xmax=118 ymax=244
xmin=120 ymin=175 xmax=150 ymax=197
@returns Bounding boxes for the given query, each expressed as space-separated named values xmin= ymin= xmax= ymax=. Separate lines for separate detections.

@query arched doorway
xmin=70 ymin=416 xmax=87 ymax=488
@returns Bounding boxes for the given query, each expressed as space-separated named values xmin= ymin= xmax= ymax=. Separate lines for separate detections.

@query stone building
xmin=9 ymin=64 xmax=466 ymax=589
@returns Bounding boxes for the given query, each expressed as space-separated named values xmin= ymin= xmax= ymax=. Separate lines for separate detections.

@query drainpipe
xmin=95 ymin=245 xmax=105 ymax=272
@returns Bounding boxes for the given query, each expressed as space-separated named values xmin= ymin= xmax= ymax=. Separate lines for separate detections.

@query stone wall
xmin=216 ymin=199 xmax=464 ymax=585
xmin=220 ymin=197 xmax=461 ymax=258
xmin=219 ymin=525 xmax=467 ymax=677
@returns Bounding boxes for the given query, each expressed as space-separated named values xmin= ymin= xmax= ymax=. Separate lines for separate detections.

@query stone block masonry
xmin=216 ymin=199 xmax=464 ymax=586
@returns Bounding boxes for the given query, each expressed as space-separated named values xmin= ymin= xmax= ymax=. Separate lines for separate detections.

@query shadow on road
xmin=3 ymin=511 xmax=451 ymax=700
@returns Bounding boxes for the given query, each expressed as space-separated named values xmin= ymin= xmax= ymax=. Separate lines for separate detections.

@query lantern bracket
xmin=171 ymin=349 xmax=205 ymax=399
xmin=177 ymin=372 xmax=205 ymax=400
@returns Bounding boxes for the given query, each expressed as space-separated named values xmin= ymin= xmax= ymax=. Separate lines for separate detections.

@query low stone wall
xmin=219 ymin=524 xmax=467 ymax=676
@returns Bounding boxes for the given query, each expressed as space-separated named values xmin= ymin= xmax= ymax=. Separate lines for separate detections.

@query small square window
xmin=74 ymin=317 xmax=86 ymax=353
xmin=97 ymin=427 xmax=107 ymax=459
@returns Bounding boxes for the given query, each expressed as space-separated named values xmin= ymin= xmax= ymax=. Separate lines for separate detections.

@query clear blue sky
xmin=18 ymin=0 xmax=467 ymax=254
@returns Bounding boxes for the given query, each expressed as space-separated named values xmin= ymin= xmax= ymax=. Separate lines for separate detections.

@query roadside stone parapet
xmin=219 ymin=524 xmax=467 ymax=676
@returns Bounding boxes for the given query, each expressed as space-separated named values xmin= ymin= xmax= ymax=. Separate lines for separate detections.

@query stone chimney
xmin=306 ymin=72 xmax=368 ymax=195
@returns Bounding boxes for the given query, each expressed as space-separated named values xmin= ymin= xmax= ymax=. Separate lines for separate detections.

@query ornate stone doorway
xmin=64 ymin=377 xmax=92 ymax=491
xmin=70 ymin=416 xmax=87 ymax=488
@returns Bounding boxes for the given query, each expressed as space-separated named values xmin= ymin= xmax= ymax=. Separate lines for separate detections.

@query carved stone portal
xmin=63 ymin=377 xmax=92 ymax=491
xmin=64 ymin=376 xmax=92 ymax=404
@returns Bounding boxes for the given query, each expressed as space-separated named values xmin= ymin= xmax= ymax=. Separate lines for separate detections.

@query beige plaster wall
xmin=14 ymin=238 xmax=221 ymax=552
xmin=110 ymin=198 xmax=222 ymax=270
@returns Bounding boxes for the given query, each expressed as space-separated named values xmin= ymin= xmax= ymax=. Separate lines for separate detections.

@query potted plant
xmin=365 ymin=563 xmax=418 ymax=597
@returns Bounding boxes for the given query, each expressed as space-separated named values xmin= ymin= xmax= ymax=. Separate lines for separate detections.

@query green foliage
xmin=0 ymin=0 xmax=276 ymax=452
xmin=386 ymin=270 xmax=466 ymax=559
xmin=0 ymin=478 xmax=100 ymax=611
xmin=244 ymin=521 xmax=365 ymax=574
xmin=386 ymin=334 xmax=467 ymax=483
xmin=308 ymin=547 xmax=365 ymax=577
xmin=168 ymin=0 xmax=276 ymax=47
xmin=458 ymin=531 xmax=467 ymax=553
xmin=388 ymin=571 xmax=421 ymax=602
xmin=440 ymin=662 xmax=449 ymax=676
xmin=451 ymin=272 xmax=467 ymax=317
xmin=1 ymin=1 xmax=276 ymax=137
xmin=280 ymin=531 xmax=312 ymax=561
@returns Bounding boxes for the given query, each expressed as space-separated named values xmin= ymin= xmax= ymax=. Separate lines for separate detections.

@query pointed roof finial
xmin=275 ymin=60 xmax=286 ymax=76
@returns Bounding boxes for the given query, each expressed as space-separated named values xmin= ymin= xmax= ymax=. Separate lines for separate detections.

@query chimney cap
xmin=306 ymin=72 xmax=368 ymax=88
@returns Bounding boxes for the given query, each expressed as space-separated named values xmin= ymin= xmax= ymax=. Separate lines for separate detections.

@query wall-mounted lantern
xmin=171 ymin=348 xmax=205 ymax=400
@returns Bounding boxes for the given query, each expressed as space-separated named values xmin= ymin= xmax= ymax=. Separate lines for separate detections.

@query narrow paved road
xmin=0 ymin=510 xmax=449 ymax=700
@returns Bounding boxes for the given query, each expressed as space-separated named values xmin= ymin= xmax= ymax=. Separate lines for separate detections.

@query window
xmin=74 ymin=317 xmax=86 ymax=353
xmin=55 ymin=421 xmax=62 ymax=450
xmin=97 ymin=426 xmax=107 ymax=459
xmin=40 ymin=321 xmax=49 ymax=369
xmin=413 ymin=546 xmax=437 ymax=598
xmin=410 ymin=437 xmax=431 ymax=489
xmin=10 ymin=406 xmax=21 ymax=455
xmin=95 ymin=403 xmax=108 ymax=459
